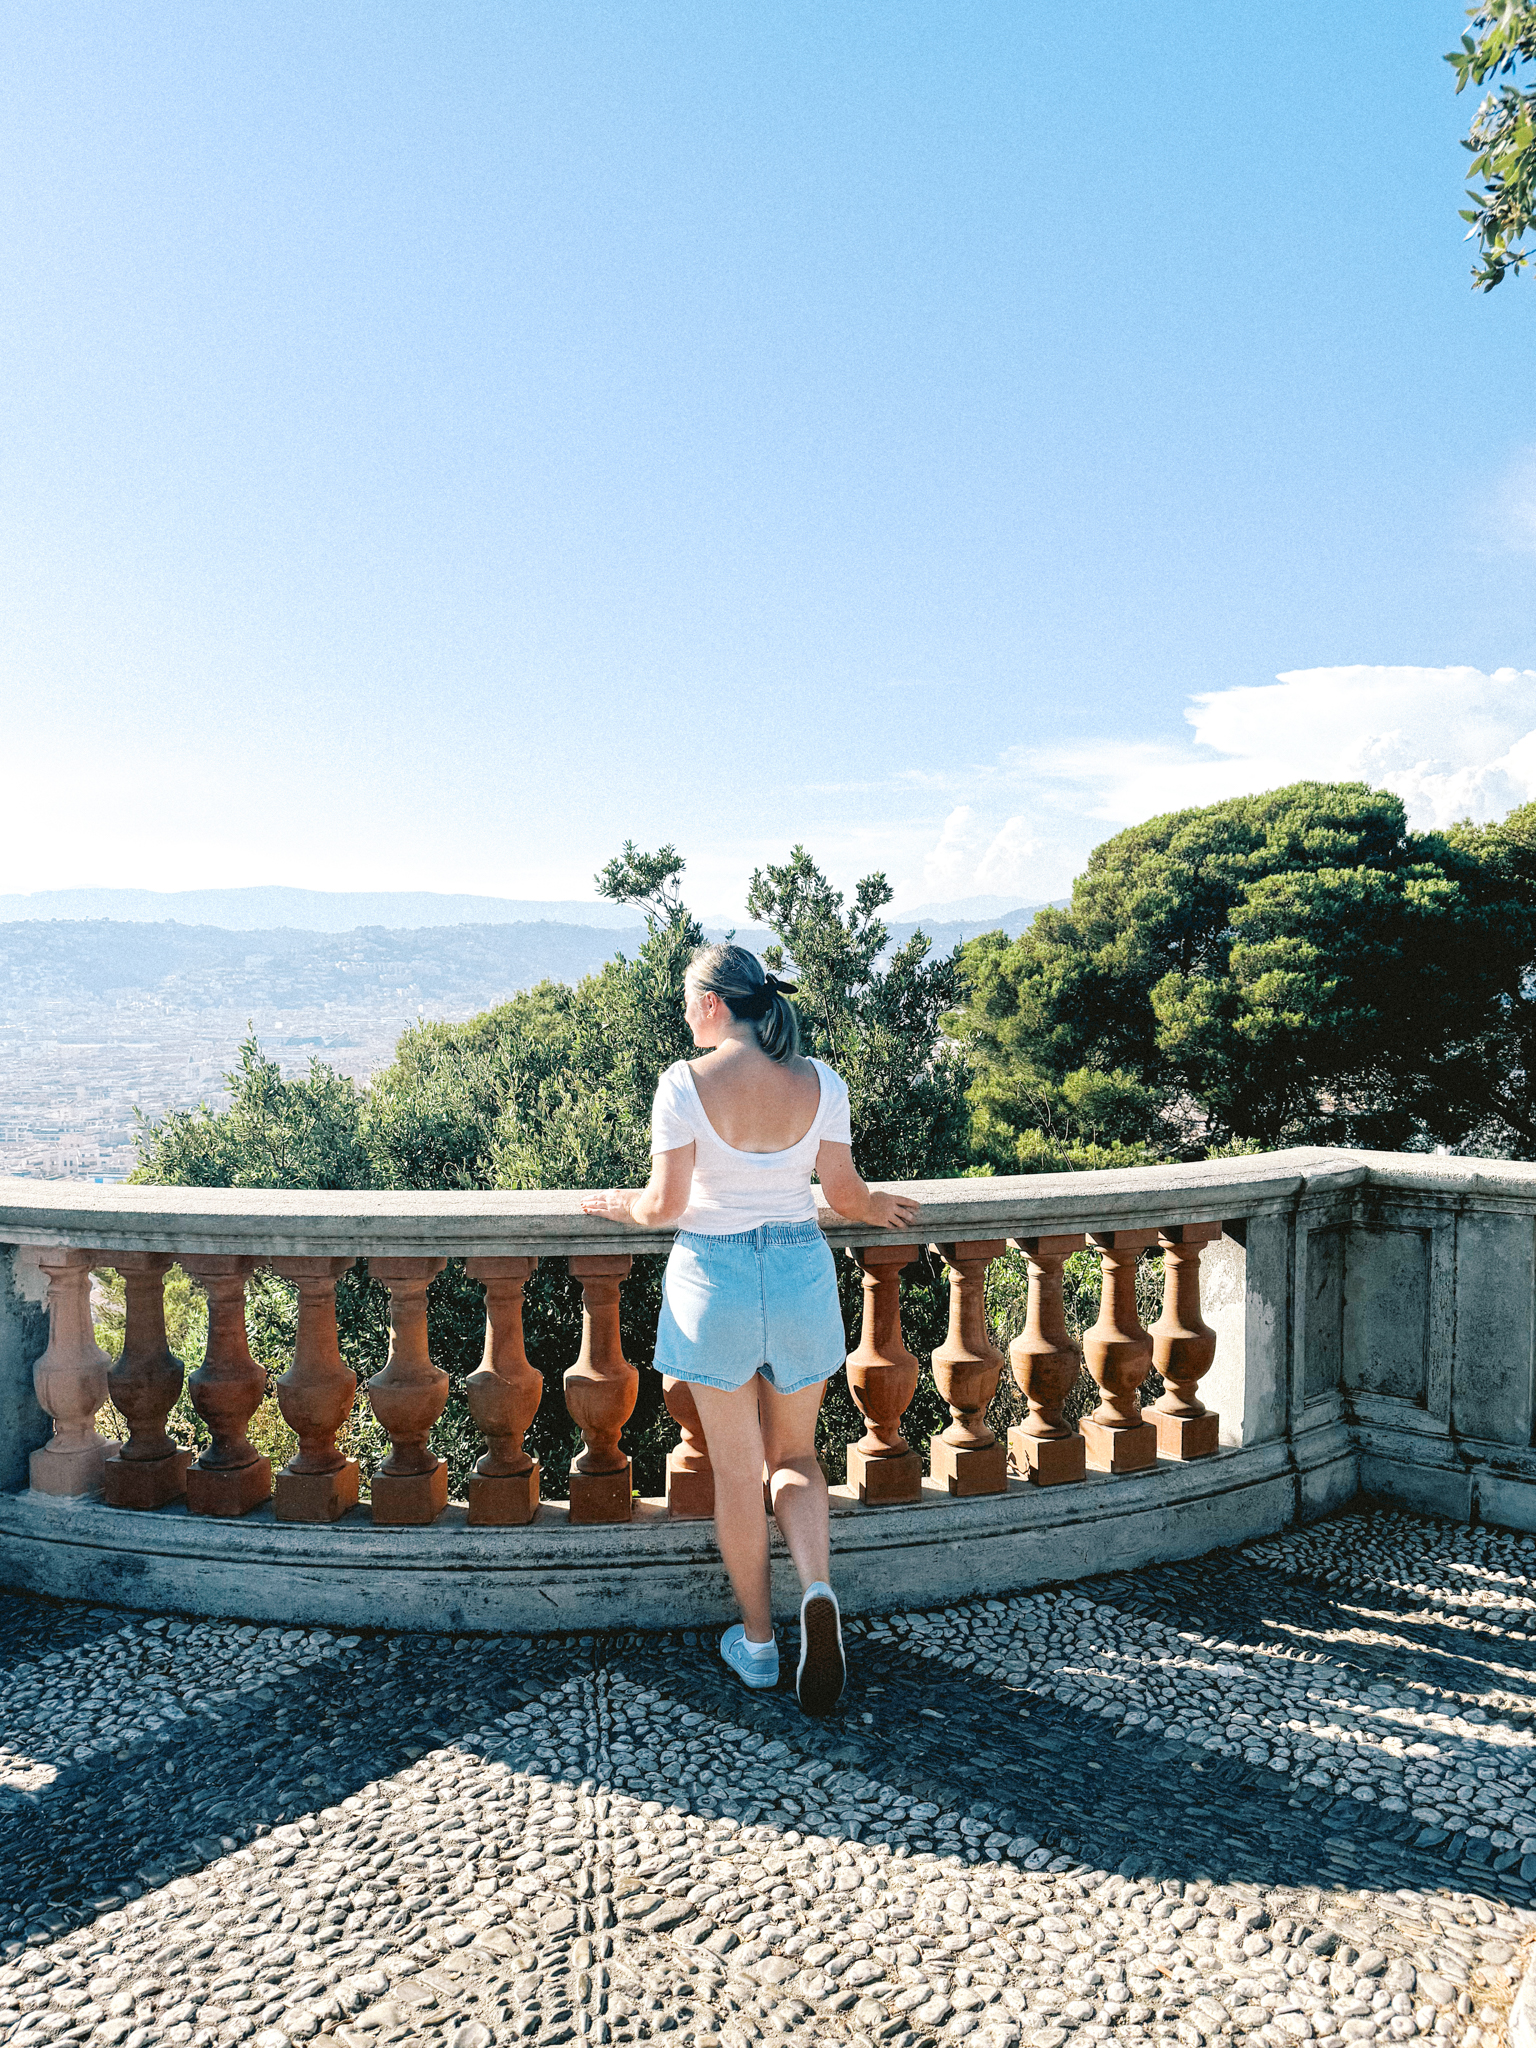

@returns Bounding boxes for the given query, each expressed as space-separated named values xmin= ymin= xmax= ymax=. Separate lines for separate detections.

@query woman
xmin=581 ymin=943 xmax=919 ymax=1714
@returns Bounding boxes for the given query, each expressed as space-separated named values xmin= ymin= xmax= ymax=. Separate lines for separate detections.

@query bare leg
xmin=689 ymin=1378 xmax=773 ymax=1641
xmin=760 ymin=1380 xmax=830 ymax=1594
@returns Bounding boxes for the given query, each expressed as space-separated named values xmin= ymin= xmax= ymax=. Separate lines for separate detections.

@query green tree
xmin=745 ymin=845 xmax=971 ymax=1182
xmin=1436 ymin=799 xmax=1536 ymax=1154
xmin=949 ymin=781 xmax=1536 ymax=1157
xmin=1449 ymin=2 xmax=1536 ymax=289
xmin=965 ymin=1058 xmax=1171 ymax=1176
xmin=132 ymin=1034 xmax=373 ymax=1190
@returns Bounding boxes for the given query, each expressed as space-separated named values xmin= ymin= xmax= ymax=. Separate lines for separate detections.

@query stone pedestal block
xmin=31 ymin=1438 xmax=108 ymax=1497
xmin=1081 ymin=1416 xmax=1158 ymax=1475
xmin=568 ymin=1460 xmax=633 ymax=1525
xmin=1151 ymin=1408 xmax=1220 ymax=1460
xmin=929 ymin=1435 xmax=1007 ymax=1497
xmin=371 ymin=1458 xmax=448 ymax=1526
xmin=275 ymin=1459 xmax=359 ymax=1523
xmin=665 ymin=1447 xmax=714 ymax=1520
xmin=186 ymin=1455 xmax=272 ymax=1518
xmin=103 ymin=1445 xmax=191 ymax=1509
xmin=846 ymin=1443 xmax=922 ymax=1504
xmin=1010 ymin=1427 xmax=1086 ymax=1487
xmin=468 ymin=1464 xmax=540 ymax=1527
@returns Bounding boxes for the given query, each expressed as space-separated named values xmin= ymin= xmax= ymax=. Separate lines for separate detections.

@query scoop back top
xmin=649 ymin=1056 xmax=853 ymax=1234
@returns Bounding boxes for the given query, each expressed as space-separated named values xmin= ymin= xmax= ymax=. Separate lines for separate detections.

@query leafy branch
xmin=1449 ymin=1 xmax=1536 ymax=288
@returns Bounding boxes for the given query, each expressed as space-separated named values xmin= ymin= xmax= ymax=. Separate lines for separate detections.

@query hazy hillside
xmin=0 ymin=919 xmax=642 ymax=1007
xmin=0 ymin=886 xmax=647 ymax=931
xmin=0 ymin=902 xmax=1054 ymax=1179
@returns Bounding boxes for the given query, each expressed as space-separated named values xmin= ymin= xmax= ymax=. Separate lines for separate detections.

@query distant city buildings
xmin=0 ymin=904 xmax=1022 ymax=1181
xmin=0 ymin=918 xmax=630 ymax=1181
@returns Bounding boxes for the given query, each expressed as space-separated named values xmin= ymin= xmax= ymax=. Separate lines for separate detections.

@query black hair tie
xmin=732 ymin=973 xmax=799 ymax=1021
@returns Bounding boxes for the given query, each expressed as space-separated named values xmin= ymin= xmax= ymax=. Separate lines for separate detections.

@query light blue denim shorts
xmin=654 ymin=1220 xmax=846 ymax=1395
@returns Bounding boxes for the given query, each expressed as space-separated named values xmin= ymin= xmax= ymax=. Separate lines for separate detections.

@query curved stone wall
xmin=3 ymin=1146 xmax=1534 ymax=1630
xmin=0 ymin=1427 xmax=1356 ymax=1631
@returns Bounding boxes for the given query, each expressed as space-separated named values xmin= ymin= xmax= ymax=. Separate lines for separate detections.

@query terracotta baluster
xmin=1006 ymin=1234 xmax=1087 ymax=1487
xmin=180 ymin=1256 xmax=273 ymax=1515
xmin=28 ymin=1248 xmax=112 ymax=1496
xmin=463 ymin=1256 xmax=542 ymax=1526
xmin=102 ymin=1252 xmax=191 ymax=1508
xmin=1081 ymin=1229 xmax=1160 ymax=1474
xmin=844 ymin=1243 xmax=922 ymax=1504
xmin=269 ymin=1257 xmax=359 ymax=1522
xmin=565 ymin=1255 xmax=637 ymax=1524
xmin=365 ymin=1257 xmax=449 ymax=1524
xmin=929 ymin=1240 xmax=1009 ymax=1496
xmin=1150 ymin=1222 xmax=1223 ymax=1459
xmin=663 ymin=1374 xmax=715 ymax=1519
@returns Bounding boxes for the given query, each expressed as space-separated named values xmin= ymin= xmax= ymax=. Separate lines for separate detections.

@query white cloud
xmin=974 ymin=816 xmax=1038 ymax=893
xmin=921 ymin=806 xmax=988 ymax=896
xmin=903 ymin=664 xmax=1536 ymax=910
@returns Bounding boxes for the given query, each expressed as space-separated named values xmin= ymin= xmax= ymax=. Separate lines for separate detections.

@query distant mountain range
xmin=890 ymin=893 xmax=1049 ymax=921
xmin=0 ymin=886 xmax=646 ymax=931
xmin=0 ymin=885 xmax=1060 ymax=944
xmin=0 ymin=905 xmax=1057 ymax=1023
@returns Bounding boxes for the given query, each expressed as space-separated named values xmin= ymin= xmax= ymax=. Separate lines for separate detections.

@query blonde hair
xmin=687 ymin=943 xmax=800 ymax=1062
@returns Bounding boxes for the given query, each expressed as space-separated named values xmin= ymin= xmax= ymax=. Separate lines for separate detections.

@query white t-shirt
xmin=650 ymin=1057 xmax=853 ymax=1234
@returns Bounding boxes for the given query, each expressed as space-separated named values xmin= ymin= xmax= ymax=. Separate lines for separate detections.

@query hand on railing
xmin=580 ymin=1190 xmax=643 ymax=1224
xmin=863 ymin=1189 xmax=921 ymax=1231
xmin=815 ymin=1143 xmax=921 ymax=1231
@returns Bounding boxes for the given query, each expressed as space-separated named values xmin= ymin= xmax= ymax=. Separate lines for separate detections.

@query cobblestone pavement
xmin=2 ymin=1507 xmax=1534 ymax=2048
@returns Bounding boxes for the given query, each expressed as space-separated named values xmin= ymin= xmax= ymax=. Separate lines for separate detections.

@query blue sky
xmin=2 ymin=1 xmax=1533 ymax=917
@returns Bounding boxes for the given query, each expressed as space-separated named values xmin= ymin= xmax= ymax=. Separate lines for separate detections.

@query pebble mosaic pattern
xmin=1 ymin=1508 xmax=1533 ymax=2048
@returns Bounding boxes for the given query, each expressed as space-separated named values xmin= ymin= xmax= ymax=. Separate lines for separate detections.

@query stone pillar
xmin=565 ymin=1254 xmax=636 ymax=1525
xmin=1200 ymin=1218 xmax=1289 ymax=1449
xmin=663 ymin=1374 xmax=715 ymax=1518
xmin=1081 ymin=1229 xmax=1159 ymax=1474
xmin=464 ymin=1256 xmax=542 ymax=1527
xmin=1150 ymin=1223 xmax=1222 ymax=1458
xmin=929 ymin=1239 xmax=1009 ymax=1496
xmin=180 ymin=1256 xmax=272 ymax=1516
xmin=28 ymin=1248 xmax=112 ymax=1496
xmin=0 ymin=1246 xmax=51 ymax=1496
xmin=1007 ymin=1233 xmax=1087 ymax=1486
xmin=844 ymin=1244 xmax=922 ymax=1504
xmin=270 ymin=1257 xmax=359 ymax=1522
xmin=366 ymin=1257 xmax=449 ymax=1524
xmin=102 ymin=1252 xmax=192 ymax=1509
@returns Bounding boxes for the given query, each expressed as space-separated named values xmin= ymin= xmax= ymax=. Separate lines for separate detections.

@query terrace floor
xmin=1 ymin=1508 xmax=1533 ymax=2048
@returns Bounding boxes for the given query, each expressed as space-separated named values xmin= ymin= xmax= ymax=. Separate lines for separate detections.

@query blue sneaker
xmin=796 ymin=1582 xmax=845 ymax=1715
xmin=721 ymin=1623 xmax=779 ymax=1690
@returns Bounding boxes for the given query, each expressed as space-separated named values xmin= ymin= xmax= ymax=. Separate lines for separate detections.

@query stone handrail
xmin=0 ymin=1146 xmax=1360 ymax=1258
xmin=4 ymin=1146 xmax=1536 ymax=1630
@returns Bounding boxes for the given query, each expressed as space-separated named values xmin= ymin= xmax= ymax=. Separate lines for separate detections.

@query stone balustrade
xmin=2 ymin=1145 xmax=1536 ymax=1630
xmin=0 ymin=1186 xmax=1233 ymax=1530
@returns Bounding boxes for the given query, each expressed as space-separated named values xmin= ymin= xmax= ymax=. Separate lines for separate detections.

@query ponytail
xmin=687 ymin=942 xmax=801 ymax=1062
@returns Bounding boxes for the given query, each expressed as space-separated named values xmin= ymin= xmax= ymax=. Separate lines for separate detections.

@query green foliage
xmin=1449 ymin=2 xmax=1536 ymax=289
xmin=949 ymin=781 xmax=1536 ymax=1156
xmin=131 ymin=1035 xmax=373 ymax=1191
xmin=746 ymin=845 xmax=971 ymax=1183
xmin=966 ymin=1055 xmax=1170 ymax=1175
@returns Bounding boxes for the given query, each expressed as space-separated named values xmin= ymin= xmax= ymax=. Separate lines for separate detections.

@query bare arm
xmin=814 ymin=1141 xmax=920 ymax=1231
xmin=580 ymin=1142 xmax=696 ymax=1229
